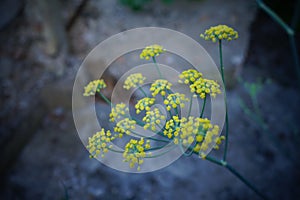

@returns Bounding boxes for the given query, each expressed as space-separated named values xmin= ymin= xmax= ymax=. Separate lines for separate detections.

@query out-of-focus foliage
xmin=119 ymin=0 xmax=173 ymax=10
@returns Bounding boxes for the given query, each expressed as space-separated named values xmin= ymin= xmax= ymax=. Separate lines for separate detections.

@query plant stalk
xmin=218 ymin=40 xmax=229 ymax=161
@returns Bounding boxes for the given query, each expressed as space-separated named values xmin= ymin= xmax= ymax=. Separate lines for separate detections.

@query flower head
xmin=83 ymin=79 xmax=107 ymax=96
xmin=163 ymin=93 xmax=189 ymax=111
xmin=135 ymin=97 xmax=155 ymax=114
xmin=179 ymin=117 xmax=214 ymax=146
xmin=198 ymin=125 xmax=221 ymax=157
xmin=124 ymin=73 xmax=146 ymax=90
xmin=87 ymin=128 xmax=115 ymax=158
xmin=163 ymin=116 xmax=182 ymax=140
xmin=143 ymin=108 xmax=166 ymax=131
xmin=150 ymin=79 xmax=172 ymax=96
xmin=123 ymin=138 xmax=151 ymax=170
xmin=140 ymin=44 xmax=166 ymax=60
xmin=114 ymin=118 xmax=136 ymax=136
xmin=190 ymin=78 xmax=221 ymax=99
xmin=178 ymin=69 xmax=203 ymax=85
xmin=200 ymin=25 xmax=238 ymax=42
xmin=109 ymin=103 xmax=129 ymax=122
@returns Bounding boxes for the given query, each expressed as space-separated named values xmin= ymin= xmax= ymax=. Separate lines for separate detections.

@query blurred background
xmin=0 ymin=0 xmax=300 ymax=199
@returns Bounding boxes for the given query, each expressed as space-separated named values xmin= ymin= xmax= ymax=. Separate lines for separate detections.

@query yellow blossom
xmin=86 ymin=128 xmax=115 ymax=158
xmin=179 ymin=117 xmax=213 ymax=146
xmin=198 ymin=124 xmax=221 ymax=155
xmin=83 ymin=79 xmax=107 ymax=96
xmin=135 ymin=97 xmax=155 ymax=114
xmin=143 ymin=108 xmax=166 ymax=131
xmin=109 ymin=103 xmax=129 ymax=122
xmin=114 ymin=118 xmax=136 ymax=136
xmin=190 ymin=78 xmax=221 ymax=99
xmin=150 ymin=79 xmax=172 ymax=97
xmin=200 ymin=25 xmax=238 ymax=42
xmin=123 ymin=138 xmax=151 ymax=170
xmin=140 ymin=44 xmax=166 ymax=60
xmin=178 ymin=69 xmax=203 ymax=85
xmin=123 ymin=73 xmax=146 ymax=90
xmin=163 ymin=116 xmax=183 ymax=140
xmin=163 ymin=93 xmax=189 ymax=111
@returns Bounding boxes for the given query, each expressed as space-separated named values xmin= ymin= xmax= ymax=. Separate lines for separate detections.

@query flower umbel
xmin=178 ymin=117 xmax=221 ymax=155
xmin=86 ymin=128 xmax=115 ymax=158
xmin=190 ymin=78 xmax=221 ymax=99
xmin=140 ymin=44 xmax=166 ymax=60
xmin=200 ymin=25 xmax=238 ymax=42
xmin=123 ymin=138 xmax=151 ymax=170
xmin=179 ymin=117 xmax=213 ymax=146
xmin=83 ymin=79 xmax=107 ymax=96
xmin=123 ymin=73 xmax=146 ymax=90
xmin=198 ymin=125 xmax=221 ymax=158
xmin=163 ymin=93 xmax=189 ymax=111
xmin=163 ymin=116 xmax=182 ymax=140
xmin=135 ymin=97 xmax=155 ymax=114
xmin=143 ymin=108 xmax=166 ymax=131
xmin=179 ymin=69 xmax=203 ymax=85
xmin=150 ymin=79 xmax=172 ymax=96
xmin=109 ymin=103 xmax=129 ymax=122
xmin=114 ymin=118 xmax=136 ymax=136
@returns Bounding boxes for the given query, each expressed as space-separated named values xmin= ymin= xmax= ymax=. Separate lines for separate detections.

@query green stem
xmin=219 ymin=40 xmax=225 ymax=83
xmin=152 ymin=56 xmax=163 ymax=79
xmin=219 ymin=40 xmax=229 ymax=161
xmin=187 ymin=94 xmax=193 ymax=117
xmin=174 ymin=107 xmax=179 ymax=116
xmin=146 ymin=145 xmax=168 ymax=151
xmin=256 ymin=0 xmax=294 ymax=36
xmin=256 ymin=0 xmax=300 ymax=87
xmin=145 ymin=144 xmax=177 ymax=158
xmin=108 ymin=147 xmax=124 ymax=153
xmin=99 ymin=92 xmax=112 ymax=106
xmin=291 ymin=0 xmax=300 ymax=30
xmin=138 ymin=86 xmax=148 ymax=97
xmin=204 ymin=155 xmax=268 ymax=199
xmin=225 ymin=163 xmax=268 ymax=199
xmin=200 ymin=96 xmax=206 ymax=118
xmin=130 ymin=130 xmax=169 ymax=143
xmin=289 ymin=35 xmax=300 ymax=88
xmin=205 ymin=155 xmax=223 ymax=166
xmin=129 ymin=115 xmax=145 ymax=127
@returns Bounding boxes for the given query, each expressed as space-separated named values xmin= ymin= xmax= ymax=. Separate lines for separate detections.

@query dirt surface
xmin=0 ymin=0 xmax=300 ymax=199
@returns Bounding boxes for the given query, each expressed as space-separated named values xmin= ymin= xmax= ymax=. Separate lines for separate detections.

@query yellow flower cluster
xmin=123 ymin=138 xmax=151 ymax=170
xmin=114 ymin=118 xmax=136 ymax=136
xmin=143 ymin=108 xmax=166 ymax=131
xmin=200 ymin=25 xmax=238 ymax=42
xmin=163 ymin=93 xmax=188 ymax=111
xmin=83 ymin=79 xmax=107 ymax=96
xmin=213 ymin=135 xmax=226 ymax=150
xmin=123 ymin=73 xmax=146 ymax=90
xmin=109 ymin=103 xmax=129 ymax=122
xmin=179 ymin=117 xmax=213 ymax=146
xmin=190 ymin=78 xmax=221 ymax=99
xmin=198 ymin=125 xmax=221 ymax=158
xmin=135 ymin=97 xmax=155 ymax=114
xmin=163 ymin=116 xmax=181 ymax=139
xmin=86 ymin=128 xmax=115 ymax=158
xmin=150 ymin=79 xmax=172 ymax=96
xmin=178 ymin=69 xmax=203 ymax=85
xmin=139 ymin=44 xmax=166 ymax=60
